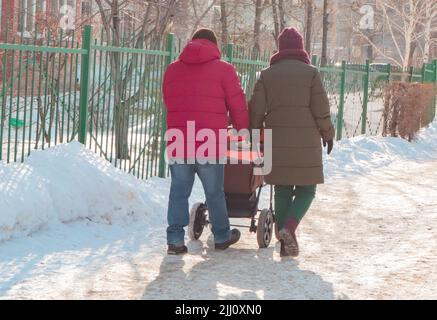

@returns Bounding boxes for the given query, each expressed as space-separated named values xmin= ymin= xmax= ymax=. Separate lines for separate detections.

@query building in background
xmin=0 ymin=0 xmax=94 ymax=41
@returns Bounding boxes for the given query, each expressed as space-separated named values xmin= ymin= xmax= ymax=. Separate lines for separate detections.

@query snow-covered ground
xmin=1 ymin=122 xmax=437 ymax=299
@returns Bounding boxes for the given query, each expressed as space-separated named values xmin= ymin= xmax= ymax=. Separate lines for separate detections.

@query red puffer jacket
xmin=163 ymin=39 xmax=249 ymax=160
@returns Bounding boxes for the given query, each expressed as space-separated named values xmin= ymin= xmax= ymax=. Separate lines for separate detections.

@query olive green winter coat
xmin=249 ymin=59 xmax=335 ymax=186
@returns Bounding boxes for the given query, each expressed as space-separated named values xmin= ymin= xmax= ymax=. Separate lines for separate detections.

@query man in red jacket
xmin=163 ymin=29 xmax=249 ymax=255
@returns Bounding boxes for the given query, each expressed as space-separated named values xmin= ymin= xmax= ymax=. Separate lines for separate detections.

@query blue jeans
xmin=167 ymin=163 xmax=231 ymax=246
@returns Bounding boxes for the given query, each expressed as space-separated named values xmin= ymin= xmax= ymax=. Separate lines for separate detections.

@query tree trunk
xmin=400 ymin=32 xmax=412 ymax=81
xmin=93 ymin=0 xmax=178 ymax=161
xmin=321 ymin=0 xmax=329 ymax=66
xmin=407 ymin=41 xmax=417 ymax=69
xmin=423 ymin=2 xmax=432 ymax=63
xmin=366 ymin=41 xmax=374 ymax=61
xmin=305 ymin=0 xmax=314 ymax=55
xmin=191 ymin=1 xmax=215 ymax=36
xmin=111 ymin=0 xmax=130 ymax=160
xmin=253 ymin=0 xmax=263 ymax=54
xmin=220 ymin=0 xmax=229 ymax=46
xmin=278 ymin=0 xmax=286 ymax=31
xmin=405 ymin=22 xmax=421 ymax=70
xmin=272 ymin=0 xmax=280 ymax=45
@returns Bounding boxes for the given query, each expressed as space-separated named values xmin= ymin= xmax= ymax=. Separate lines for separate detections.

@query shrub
xmin=383 ymin=82 xmax=435 ymax=141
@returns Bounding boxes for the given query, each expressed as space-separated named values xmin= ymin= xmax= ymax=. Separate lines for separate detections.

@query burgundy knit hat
xmin=270 ymin=27 xmax=310 ymax=65
xmin=278 ymin=27 xmax=304 ymax=51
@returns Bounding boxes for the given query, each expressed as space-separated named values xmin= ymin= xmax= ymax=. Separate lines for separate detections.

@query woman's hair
xmin=192 ymin=28 xmax=218 ymax=45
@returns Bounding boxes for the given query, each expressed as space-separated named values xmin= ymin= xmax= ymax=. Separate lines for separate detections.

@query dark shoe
xmin=167 ymin=244 xmax=188 ymax=255
xmin=279 ymin=228 xmax=299 ymax=257
xmin=215 ymin=229 xmax=241 ymax=251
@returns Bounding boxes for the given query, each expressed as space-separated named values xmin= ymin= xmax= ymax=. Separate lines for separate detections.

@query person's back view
xmin=163 ymin=29 xmax=249 ymax=255
xmin=250 ymin=28 xmax=335 ymax=258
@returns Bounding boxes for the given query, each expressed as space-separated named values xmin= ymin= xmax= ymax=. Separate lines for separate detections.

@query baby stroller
xmin=188 ymin=140 xmax=277 ymax=248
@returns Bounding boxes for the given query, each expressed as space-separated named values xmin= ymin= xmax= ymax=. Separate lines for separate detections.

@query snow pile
xmin=0 ymin=142 xmax=149 ymax=242
xmin=324 ymin=121 xmax=437 ymax=180
xmin=1 ymin=121 xmax=437 ymax=242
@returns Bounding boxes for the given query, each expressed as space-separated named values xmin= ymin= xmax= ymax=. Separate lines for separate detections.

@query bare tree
xmin=253 ymin=0 xmax=263 ymax=53
xmin=220 ymin=0 xmax=229 ymax=46
xmin=271 ymin=0 xmax=289 ymax=44
xmin=253 ymin=0 xmax=269 ymax=54
xmin=321 ymin=0 xmax=329 ymax=66
xmin=305 ymin=0 xmax=314 ymax=54
xmin=421 ymin=2 xmax=437 ymax=63
xmin=278 ymin=0 xmax=287 ymax=31
xmin=358 ymin=0 xmax=435 ymax=69
xmin=94 ymin=0 xmax=178 ymax=159
xmin=272 ymin=0 xmax=280 ymax=44
xmin=190 ymin=0 xmax=216 ymax=36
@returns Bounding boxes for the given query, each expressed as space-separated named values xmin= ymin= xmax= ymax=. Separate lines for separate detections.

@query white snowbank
xmin=1 ymin=121 xmax=437 ymax=242
xmin=0 ymin=142 xmax=149 ymax=242
xmin=324 ymin=121 xmax=437 ymax=180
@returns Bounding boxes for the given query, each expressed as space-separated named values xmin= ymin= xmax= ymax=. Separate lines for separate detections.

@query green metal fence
xmin=1 ymin=25 xmax=436 ymax=179
xmin=85 ymin=29 xmax=174 ymax=180
xmin=0 ymin=27 xmax=83 ymax=165
xmin=316 ymin=58 xmax=437 ymax=141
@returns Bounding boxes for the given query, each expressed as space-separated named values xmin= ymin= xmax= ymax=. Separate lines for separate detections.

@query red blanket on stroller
xmin=224 ymin=150 xmax=264 ymax=195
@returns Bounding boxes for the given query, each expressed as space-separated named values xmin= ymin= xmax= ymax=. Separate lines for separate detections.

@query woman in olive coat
xmin=250 ymin=28 xmax=335 ymax=257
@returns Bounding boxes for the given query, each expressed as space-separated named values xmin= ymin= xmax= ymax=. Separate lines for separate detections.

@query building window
xmin=49 ymin=0 xmax=75 ymax=19
xmin=59 ymin=0 xmax=76 ymax=33
xmin=18 ymin=0 xmax=47 ymax=35
xmin=57 ymin=0 xmax=74 ymax=11
xmin=82 ymin=0 xmax=92 ymax=18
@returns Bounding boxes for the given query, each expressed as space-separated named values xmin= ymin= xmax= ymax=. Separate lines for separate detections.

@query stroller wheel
xmin=257 ymin=209 xmax=274 ymax=248
xmin=188 ymin=203 xmax=207 ymax=241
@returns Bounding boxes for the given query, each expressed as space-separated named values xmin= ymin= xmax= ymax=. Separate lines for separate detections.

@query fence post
xmin=311 ymin=54 xmax=318 ymax=66
xmin=78 ymin=25 xmax=92 ymax=145
xmin=336 ymin=61 xmax=347 ymax=141
xmin=421 ymin=62 xmax=426 ymax=83
xmin=387 ymin=63 xmax=391 ymax=82
xmin=227 ymin=43 xmax=234 ymax=63
xmin=408 ymin=66 xmax=414 ymax=82
xmin=361 ymin=60 xmax=370 ymax=135
xmin=158 ymin=33 xmax=175 ymax=178
xmin=432 ymin=59 xmax=437 ymax=121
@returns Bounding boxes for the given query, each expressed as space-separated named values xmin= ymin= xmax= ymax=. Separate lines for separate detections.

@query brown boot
xmin=279 ymin=228 xmax=299 ymax=257
xmin=279 ymin=240 xmax=288 ymax=257
xmin=279 ymin=219 xmax=299 ymax=258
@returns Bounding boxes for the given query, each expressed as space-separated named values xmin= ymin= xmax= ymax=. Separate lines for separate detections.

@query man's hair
xmin=192 ymin=28 xmax=218 ymax=45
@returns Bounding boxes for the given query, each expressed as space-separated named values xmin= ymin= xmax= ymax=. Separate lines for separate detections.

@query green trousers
xmin=274 ymin=185 xmax=317 ymax=230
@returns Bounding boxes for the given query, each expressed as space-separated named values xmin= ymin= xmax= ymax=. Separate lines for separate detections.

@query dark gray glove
xmin=323 ymin=139 xmax=334 ymax=155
